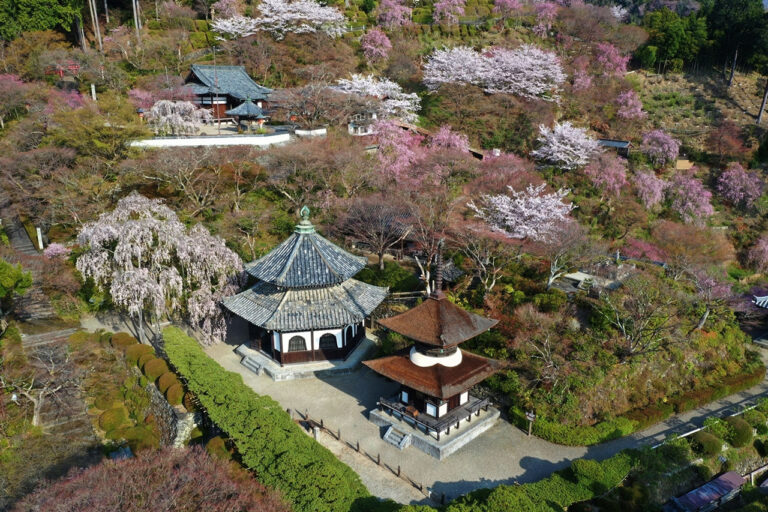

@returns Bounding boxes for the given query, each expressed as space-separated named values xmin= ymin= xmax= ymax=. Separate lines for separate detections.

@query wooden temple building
xmin=223 ymin=207 xmax=387 ymax=366
xmin=365 ymin=254 xmax=502 ymax=450
xmin=185 ymin=64 xmax=272 ymax=119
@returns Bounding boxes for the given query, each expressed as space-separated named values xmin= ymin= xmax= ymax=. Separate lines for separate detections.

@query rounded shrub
xmin=157 ymin=372 xmax=179 ymax=394
xmin=206 ymin=436 xmax=230 ymax=460
xmin=743 ymin=409 xmax=767 ymax=429
xmin=93 ymin=391 xmax=119 ymax=411
xmin=124 ymin=344 xmax=154 ymax=365
xmin=111 ymin=332 xmax=138 ymax=350
xmin=692 ymin=431 xmax=722 ymax=456
xmin=67 ymin=331 xmax=94 ymax=348
xmin=166 ymin=382 xmax=184 ymax=405
xmin=121 ymin=426 xmax=159 ymax=452
xmin=143 ymin=358 xmax=170 ymax=381
xmin=137 ymin=353 xmax=155 ymax=369
xmin=725 ymin=416 xmax=753 ymax=447
xmin=99 ymin=407 xmax=129 ymax=432
xmin=98 ymin=331 xmax=113 ymax=345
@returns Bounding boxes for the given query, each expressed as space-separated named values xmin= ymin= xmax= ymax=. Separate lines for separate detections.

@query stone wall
xmin=145 ymin=383 xmax=201 ymax=447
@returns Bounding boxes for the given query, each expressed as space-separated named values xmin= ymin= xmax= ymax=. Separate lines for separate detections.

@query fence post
xmin=356 ymin=440 xmax=360 ymax=452
xmin=397 ymin=465 xmax=401 ymax=477
xmin=377 ymin=453 xmax=380 ymax=465
xmin=320 ymin=418 xmax=324 ymax=428
xmin=313 ymin=426 xmax=319 ymax=440
xmin=338 ymin=428 xmax=341 ymax=440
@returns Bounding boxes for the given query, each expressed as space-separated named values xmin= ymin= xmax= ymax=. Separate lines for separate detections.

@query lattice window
xmin=288 ymin=336 xmax=306 ymax=352
xmin=319 ymin=333 xmax=337 ymax=350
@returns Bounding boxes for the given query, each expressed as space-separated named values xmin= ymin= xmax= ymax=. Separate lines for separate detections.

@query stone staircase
xmin=240 ymin=354 xmax=262 ymax=375
xmin=383 ymin=425 xmax=412 ymax=450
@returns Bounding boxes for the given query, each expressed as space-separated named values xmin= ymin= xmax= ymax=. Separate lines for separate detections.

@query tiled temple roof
xmin=188 ymin=65 xmax=272 ymax=101
xmin=222 ymin=279 xmax=387 ymax=331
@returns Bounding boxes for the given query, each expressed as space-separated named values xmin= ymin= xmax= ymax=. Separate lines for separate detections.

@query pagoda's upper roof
xmin=223 ymin=278 xmax=387 ymax=331
xmin=245 ymin=207 xmax=367 ymax=288
xmin=187 ymin=65 xmax=272 ymax=101
xmin=364 ymin=348 xmax=502 ymax=399
xmin=377 ymin=296 xmax=498 ymax=347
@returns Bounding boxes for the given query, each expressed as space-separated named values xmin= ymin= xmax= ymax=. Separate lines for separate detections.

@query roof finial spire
xmin=295 ymin=205 xmax=315 ymax=234
xmin=432 ymin=238 xmax=445 ymax=299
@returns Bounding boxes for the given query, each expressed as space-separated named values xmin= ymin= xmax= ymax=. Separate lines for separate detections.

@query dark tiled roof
xmin=188 ymin=65 xmax=272 ymax=101
xmin=225 ymin=99 xmax=268 ymax=118
xmin=597 ymin=138 xmax=631 ymax=149
xmin=364 ymin=349 xmax=502 ymax=399
xmin=245 ymin=228 xmax=367 ymax=288
xmin=377 ymin=296 xmax=498 ymax=347
xmin=222 ymin=279 xmax=387 ymax=331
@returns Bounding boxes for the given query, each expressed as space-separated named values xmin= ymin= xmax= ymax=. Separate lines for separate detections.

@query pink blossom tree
xmin=594 ymin=42 xmax=629 ymax=77
xmin=76 ymin=192 xmax=244 ymax=345
xmin=0 ymin=74 xmax=30 ymax=130
xmin=690 ymin=268 xmax=732 ymax=330
xmin=335 ymin=74 xmax=420 ymax=123
xmin=43 ymin=243 xmax=71 ymax=260
xmin=748 ymin=235 xmax=768 ymax=273
xmin=468 ymin=183 xmax=575 ymax=242
xmin=533 ymin=2 xmax=559 ymax=37
xmin=146 ymin=100 xmax=213 ymax=136
xmin=583 ymin=151 xmax=628 ymax=198
xmin=716 ymin=162 xmax=764 ymax=209
xmin=571 ymin=56 xmax=592 ymax=92
xmin=212 ymin=0 xmax=347 ymax=40
xmin=633 ymin=171 xmax=667 ymax=209
xmin=211 ymin=0 xmax=242 ymax=18
xmin=641 ymin=129 xmax=680 ymax=167
xmin=622 ymin=238 xmax=666 ymax=262
xmin=429 ymin=125 xmax=470 ymax=152
xmin=434 ymin=0 xmax=466 ymax=24
xmin=531 ymin=121 xmax=600 ymax=170
xmin=373 ymin=120 xmax=426 ymax=186
xmin=493 ymin=0 xmax=522 ymax=19
xmin=360 ymin=28 xmax=392 ymax=64
xmin=667 ymin=172 xmax=714 ymax=224
xmin=376 ymin=0 xmax=412 ymax=28
xmin=616 ymin=90 xmax=646 ymax=120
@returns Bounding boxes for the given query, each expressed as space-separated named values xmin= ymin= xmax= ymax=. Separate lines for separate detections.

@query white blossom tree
xmin=423 ymin=45 xmax=565 ymax=101
xmin=335 ymin=74 xmax=420 ymax=123
xmin=531 ymin=121 xmax=600 ymax=170
xmin=212 ymin=0 xmax=347 ymax=40
xmin=468 ymin=183 xmax=576 ymax=242
xmin=146 ymin=100 xmax=213 ymax=136
xmin=76 ymin=192 xmax=244 ymax=345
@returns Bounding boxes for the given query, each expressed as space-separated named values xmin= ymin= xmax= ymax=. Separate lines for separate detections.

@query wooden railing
xmin=377 ymin=395 xmax=491 ymax=440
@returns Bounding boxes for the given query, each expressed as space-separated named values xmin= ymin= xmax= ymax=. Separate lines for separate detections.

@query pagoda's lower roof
xmin=363 ymin=349 xmax=502 ymax=400
xmin=222 ymin=279 xmax=387 ymax=332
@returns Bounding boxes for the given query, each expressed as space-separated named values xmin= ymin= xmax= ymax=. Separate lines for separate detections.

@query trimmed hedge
xmin=510 ymin=407 xmax=636 ymax=446
xmin=137 ymin=353 xmax=155 ymax=369
xmin=157 ymin=372 xmax=179 ymax=394
xmin=125 ymin=344 xmax=154 ymax=365
xmin=163 ymin=327 xmax=370 ymax=512
xmin=725 ymin=416 xmax=753 ymax=447
xmin=743 ymin=409 xmax=767 ymax=429
xmin=692 ymin=431 xmax=722 ymax=456
xmin=165 ymin=382 xmax=184 ymax=405
xmin=143 ymin=358 xmax=169 ymax=381
xmin=99 ymin=407 xmax=128 ymax=432
xmin=111 ymin=332 xmax=138 ymax=350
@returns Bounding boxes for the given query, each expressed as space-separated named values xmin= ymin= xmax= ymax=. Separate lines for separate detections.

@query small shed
xmin=597 ymin=138 xmax=631 ymax=157
xmin=664 ymin=471 xmax=745 ymax=512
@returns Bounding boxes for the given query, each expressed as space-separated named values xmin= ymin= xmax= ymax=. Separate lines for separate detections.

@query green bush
xmin=206 ymin=436 xmax=230 ymax=460
xmin=189 ymin=31 xmax=211 ymax=49
xmin=527 ymin=414 xmax=636 ymax=446
xmin=111 ymin=332 xmax=138 ymax=350
xmin=98 ymin=407 xmax=128 ymax=432
xmin=67 ymin=330 xmax=95 ymax=348
xmin=532 ymin=289 xmax=567 ymax=313
xmin=757 ymin=398 xmax=768 ymax=414
xmin=704 ymin=417 xmax=732 ymax=441
xmin=138 ymin=353 xmax=155 ymax=369
xmin=142 ymin=358 xmax=169 ymax=381
xmin=163 ymin=326 xmax=369 ymax=512
xmin=355 ymin=261 xmax=421 ymax=292
xmin=165 ymin=382 xmax=184 ymax=405
xmin=93 ymin=390 xmax=118 ymax=410
xmin=743 ymin=409 xmax=767 ymax=429
xmin=124 ymin=344 xmax=154 ymax=365
xmin=98 ymin=331 xmax=113 ymax=345
xmin=725 ymin=416 xmax=753 ymax=447
xmin=120 ymin=426 xmax=159 ymax=452
xmin=691 ymin=431 xmax=722 ymax=456
xmin=157 ymin=372 xmax=179 ymax=394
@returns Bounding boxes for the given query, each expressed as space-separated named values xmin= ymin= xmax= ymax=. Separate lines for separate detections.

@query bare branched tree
xmin=449 ymin=227 xmax=512 ymax=296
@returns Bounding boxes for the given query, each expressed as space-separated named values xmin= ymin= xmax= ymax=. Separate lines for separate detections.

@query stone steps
xmin=383 ymin=425 xmax=412 ymax=450
xmin=240 ymin=355 xmax=262 ymax=375
xmin=21 ymin=328 xmax=79 ymax=348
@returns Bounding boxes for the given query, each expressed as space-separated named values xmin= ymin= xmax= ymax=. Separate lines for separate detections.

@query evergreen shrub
xmin=725 ymin=416 xmax=753 ymax=447
xmin=121 ymin=426 xmax=159 ymax=452
xmin=99 ymin=407 xmax=128 ymax=432
xmin=165 ymin=382 xmax=184 ymax=405
xmin=125 ymin=344 xmax=154 ymax=365
xmin=206 ymin=436 xmax=230 ymax=460
xmin=143 ymin=358 xmax=169 ymax=381
xmin=157 ymin=372 xmax=178 ymax=393
xmin=704 ymin=417 xmax=732 ymax=441
xmin=742 ymin=409 xmax=766 ymax=430
xmin=138 ymin=353 xmax=155 ymax=369
xmin=111 ymin=332 xmax=138 ymax=350
xmin=94 ymin=391 xmax=118 ymax=410
xmin=691 ymin=431 xmax=722 ymax=456
xmin=99 ymin=331 xmax=112 ymax=345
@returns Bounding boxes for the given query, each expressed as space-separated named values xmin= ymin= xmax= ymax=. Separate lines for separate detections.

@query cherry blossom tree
xmin=531 ymin=121 xmax=600 ymax=170
xmin=468 ymin=183 xmax=576 ymax=242
xmin=211 ymin=0 xmax=242 ymax=18
xmin=571 ymin=56 xmax=592 ymax=92
xmin=594 ymin=42 xmax=629 ymax=77
xmin=43 ymin=243 xmax=71 ymax=260
xmin=716 ymin=162 xmax=764 ymax=209
xmin=376 ymin=0 xmax=412 ymax=28
xmin=373 ymin=120 xmax=426 ymax=186
xmin=689 ymin=268 xmax=732 ymax=331
xmin=616 ymin=90 xmax=646 ymax=120
xmin=423 ymin=46 xmax=487 ymax=90
xmin=748 ymin=235 xmax=768 ymax=273
xmin=360 ymin=28 xmax=392 ymax=64
xmin=434 ymin=0 xmax=466 ymax=24
xmin=641 ymin=129 xmax=680 ymax=167
xmin=533 ymin=2 xmax=559 ymax=37
xmin=146 ymin=100 xmax=212 ymax=136
xmin=584 ymin=151 xmax=628 ymax=198
xmin=667 ymin=172 xmax=714 ymax=224
xmin=622 ymin=238 xmax=666 ymax=262
xmin=633 ymin=171 xmax=667 ymax=209
xmin=335 ymin=74 xmax=420 ymax=123
xmin=610 ymin=5 xmax=628 ymax=21
xmin=212 ymin=0 xmax=347 ymax=40
xmin=429 ymin=125 xmax=469 ymax=152
xmin=493 ymin=0 xmax=522 ymax=19
xmin=76 ymin=192 xmax=244 ymax=345
xmin=0 ymin=74 xmax=29 ymax=130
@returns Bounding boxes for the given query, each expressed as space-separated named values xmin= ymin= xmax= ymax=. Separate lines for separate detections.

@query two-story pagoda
xmin=223 ymin=207 xmax=387 ymax=365
xmin=365 ymin=260 xmax=502 ymax=449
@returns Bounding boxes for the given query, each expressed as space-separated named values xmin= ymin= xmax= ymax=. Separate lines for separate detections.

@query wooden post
xmin=320 ymin=418 xmax=324 ymax=428
xmin=377 ymin=453 xmax=380 ymax=465
xmin=287 ymin=408 xmax=292 ymax=419
xmin=356 ymin=440 xmax=360 ymax=452
xmin=337 ymin=428 xmax=341 ymax=440
xmin=397 ymin=465 xmax=401 ymax=477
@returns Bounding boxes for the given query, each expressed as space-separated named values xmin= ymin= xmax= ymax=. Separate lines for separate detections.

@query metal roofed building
xmin=597 ymin=138 xmax=631 ymax=157
xmin=664 ymin=471 xmax=745 ymax=512
xmin=185 ymin=64 xmax=273 ymax=119
xmin=223 ymin=207 xmax=387 ymax=366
